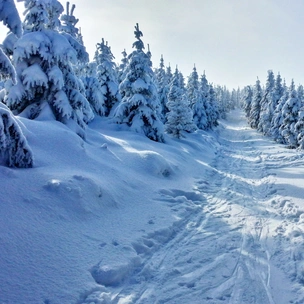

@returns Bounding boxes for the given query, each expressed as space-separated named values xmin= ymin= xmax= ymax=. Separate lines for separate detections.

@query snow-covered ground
xmin=1 ymin=109 xmax=304 ymax=303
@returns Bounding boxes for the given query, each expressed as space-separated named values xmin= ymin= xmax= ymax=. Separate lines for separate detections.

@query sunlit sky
xmin=10 ymin=0 xmax=304 ymax=89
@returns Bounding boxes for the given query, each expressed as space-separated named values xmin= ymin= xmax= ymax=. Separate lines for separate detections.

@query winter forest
xmin=2 ymin=0 xmax=304 ymax=303
xmin=1 ymin=0 xmax=303 ymax=168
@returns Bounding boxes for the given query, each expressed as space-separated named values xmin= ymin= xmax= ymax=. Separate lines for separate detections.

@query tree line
xmin=242 ymin=70 xmax=304 ymax=149
xmin=0 ymin=0 xmax=238 ymax=168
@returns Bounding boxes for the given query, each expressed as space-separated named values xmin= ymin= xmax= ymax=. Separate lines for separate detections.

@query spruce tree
xmin=165 ymin=67 xmax=196 ymax=138
xmin=249 ymin=78 xmax=262 ymax=129
xmin=187 ymin=65 xmax=200 ymax=109
xmin=95 ymin=38 xmax=120 ymax=116
xmin=81 ymin=62 xmax=105 ymax=116
xmin=114 ymin=23 xmax=164 ymax=142
xmin=279 ymin=80 xmax=300 ymax=148
xmin=0 ymin=0 xmax=33 ymax=168
xmin=117 ymin=49 xmax=128 ymax=84
xmin=0 ymin=0 xmax=22 ymax=83
xmin=242 ymin=85 xmax=253 ymax=119
xmin=257 ymin=70 xmax=275 ymax=134
xmin=155 ymin=55 xmax=170 ymax=123
xmin=270 ymin=84 xmax=288 ymax=143
xmin=5 ymin=0 xmax=94 ymax=137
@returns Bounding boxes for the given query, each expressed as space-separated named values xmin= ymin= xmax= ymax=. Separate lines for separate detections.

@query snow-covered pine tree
xmin=198 ymin=72 xmax=210 ymax=130
xmin=187 ymin=65 xmax=207 ymax=129
xmin=257 ymin=70 xmax=275 ymax=134
xmin=242 ymin=85 xmax=253 ymax=119
xmin=297 ymin=84 xmax=304 ymax=106
xmin=5 ymin=0 xmax=94 ymax=138
xmin=117 ymin=49 xmax=128 ymax=84
xmin=166 ymin=64 xmax=173 ymax=85
xmin=187 ymin=65 xmax=200 ymax=109
xmin=0 ymin=0 xmax=33 ymax=168
xmin=0 ymin=103 xmax=33 ymax=167
xmin=249 ymin=78 xmax=262 ymax=129
xmin=114 ymin=23 xmax=164 ymax=142
xmin=0 ymin=0 xmax=22 ymax=83
xmin=207 ymin=83 xmax=220 ymax=128
xmin=95 ymin=38 xmax=120 ymax=116
xmin=81 ymin=62 xmax=105 ymax=116
xmin=178 ymin=70 xmax=186 ymax=94
xmin=155 ymin=55 xmax=170 ymax=123
xmin=279 ymin=80 xmax=300 ymax=148
xmin=270 ymin=82 xmax=288 ymax=143
xmin=294 ymin=106 xmax=304 ymax=149
xmin=60 ymin=1 xmax=82 ymax=43
xmin=165 ymin=67 xmax=196 ymax=138
xmin=214 ymin=86 xmax=228 ymax=119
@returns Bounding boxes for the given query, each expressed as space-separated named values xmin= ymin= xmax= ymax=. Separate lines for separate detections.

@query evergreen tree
xmin=114 ymin=23 xmax=164 ymax=142
xmin=0 ymin=0 xmax=33 ymax=168
xmin=187 ymin=65 xmax=207 ymax=129
xmin=257 ymin=70 xmax=275 ymax=134
xmin=0 ymin=0 xmax=22 ymax=83
xmin=0 ymin=103 xmax=33 ymax=167
xmin=81 ymin=62 xmax=105 ymax=116
xmin=249 ymin=78 xmax=262 ymax=129
xmin=95 ymin=38 xmax=120 ymax=116
xmin=5 ymin=0 xmax=94 ymax=137
xmin=165 ymin=64 xmax=173 ymax=85
xmin=117 ymin=49 xmax=128 ymax=84
xmin=60 ymin=1 xmax=83 ymax=43
xmin=165 ymin=67 xmax=196 ymax=138
xmin=242 ymin=85 xmax=253 ymax=119
xmin=294 ymin=108 xmax=304 ymax=149
xmin=187 ymin=65 xmax=200 ymax=109
xmin=279 ymin=80 xmax=300 ymax=147
xmin=155 ymin=55 xmax=169 ymax=123
xmin=270 ymin=84 xmax=288 ymax=143
xmin=207 ymin=83 xmax=220 ymax=127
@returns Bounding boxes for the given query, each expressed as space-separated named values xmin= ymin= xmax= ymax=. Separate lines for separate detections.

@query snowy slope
xmin=1 ymin=110 xmax=304 ymax=303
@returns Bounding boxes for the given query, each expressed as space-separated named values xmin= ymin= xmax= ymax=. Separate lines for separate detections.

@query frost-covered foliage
xmin=165 ymin=67 xmax=196 ymax=138
xmin=270 ymin=85 xmax=288 ymax=143
xmin=0 ymin=0 xmax=22 ymax=37
xmin=199 ymin=73 xmax=219 ymax=130
xmin=5 ymin=0 xmax=93 ymax=137
xmin=279 ymin=80 xmax=300 ymax=148
xmin=295 ymin=108 xmax=304 ymax=149
xmin=80 ymin=62 xmax=105 ymax=116
xmin=95 ymin=38 xmax=120 ymax=116
xmin=114 ymin=23 xmax=164 ymax=142
xmin=0 ymin=103 xmax=33 ymax=167
xmin=241 ymin=85 xmax=253 ymax=119
xmin=60 ymin=1 xmax=82 ymax=43
xmin=257 ymin=70 xmax=275 ymax=134
xmin=187 ymin=65 xmax=200 ymax=108
xmin=155 ymin=55 xmax=170 ymax=123
xmin=0 ymin=0 xmax=33 ymax=168
xmin=187 ymin=66 xmax=207 ymax=129
xmin=117 ymin=49 xmax=128 ymax=84
xmin=207 ymin=84 xmax=220 ymax=127
xmin=249 ymin=79 xmax=263 ymax=129
xmin=215 ymin=86 xmax=230 ymax=119
xmin=0 ymin=0 xmax=22 ymax=83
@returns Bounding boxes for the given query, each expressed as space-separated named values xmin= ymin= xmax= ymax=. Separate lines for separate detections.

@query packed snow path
xmin=83 ymin=111 xmax=304 ymax=304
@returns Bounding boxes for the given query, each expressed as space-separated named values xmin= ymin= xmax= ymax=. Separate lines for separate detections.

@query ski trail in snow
xmin=81 ymin=111 xmax=303 ymax=304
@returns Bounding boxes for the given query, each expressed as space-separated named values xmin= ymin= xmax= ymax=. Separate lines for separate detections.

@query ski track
xmin=81 ymin=112 xmax=304 ymax=304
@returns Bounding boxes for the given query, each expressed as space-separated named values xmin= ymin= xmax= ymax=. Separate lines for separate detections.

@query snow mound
xmin=90 ymin=245 xmax=141 ymax=287
xmin=43 ymin=174 xmax=109 ymax=216
xmin=135 ymin=150 xmax=174 ymax=177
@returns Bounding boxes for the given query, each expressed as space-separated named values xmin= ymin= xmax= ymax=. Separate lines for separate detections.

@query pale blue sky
xmin=13 ymin=0 xmax=304 ymax=89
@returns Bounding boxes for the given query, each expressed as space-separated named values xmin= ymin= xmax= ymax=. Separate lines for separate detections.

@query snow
xmin=1 ymin=109 xmax=304 ymax=303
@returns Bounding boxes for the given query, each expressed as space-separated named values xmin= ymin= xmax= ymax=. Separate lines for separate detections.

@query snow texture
xmin=1 ymin=109 xmax=304 ymax=303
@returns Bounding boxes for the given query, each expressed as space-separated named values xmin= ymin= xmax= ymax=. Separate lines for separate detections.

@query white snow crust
xmin=1 ymin=109 xmax=304 ymax=303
